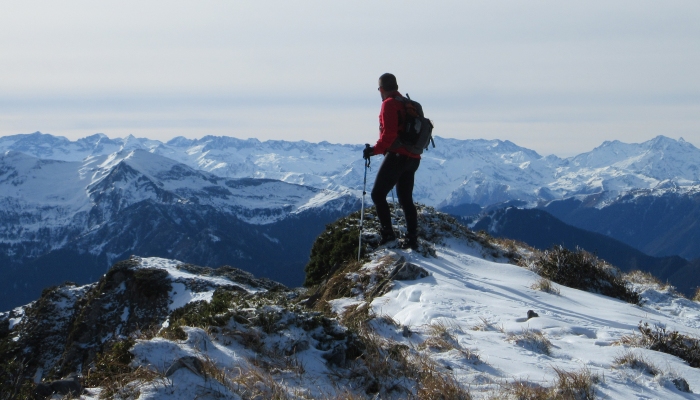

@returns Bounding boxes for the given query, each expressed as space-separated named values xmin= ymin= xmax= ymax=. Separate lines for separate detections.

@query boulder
xmin=165 ymin=356 xmax=206 ymax=378
xmin=402 ymin=325 xmax=413 ymax=338
xmin=673 ymin=377 xmax=691 ymax=393
xmin=388 ymin=257 xmax=429 ymax=281
xmin=33 ymin=375 xmax=82 ymax=398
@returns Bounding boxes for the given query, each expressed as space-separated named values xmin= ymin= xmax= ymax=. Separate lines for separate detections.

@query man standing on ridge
xmin=363 ymin=73 xmax=421 ymax=250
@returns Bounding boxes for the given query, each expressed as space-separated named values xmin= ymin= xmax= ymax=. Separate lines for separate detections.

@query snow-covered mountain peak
xmin=0 ymin=151 xmax=90 ymax=207
xmin=571 ymin=139 xmax=638 ymax=168
xmin=165 ymin=135 xmax=199 ymax=147
xmin=0 ymin=131 xmax=121 ymax=162
xmin=535 ymin=135 xmax=700 ymax=204
xmin=0 ymin=146 xmax=362 ymax=277
xmin=118 ymin=134 xmax=163 ymax=154
xmin=119 ymin=149 xmax=211 ymax=182
xmin=81 ymin=149 xmax=358 ymax=224
xmin=426 ymin=137 xmax=542 ymax=161
xmin=645 ymin=134 xmax=693 ymax=150
xmin=76 ymin=132 xmax=110 ymax=146
xmin=4 ymin=132 xmax=700 ymax=209
xmin=0 ymin=132 xmax=75 ymax=160
xmin=571 ymin=135 xmax=700 ymax=170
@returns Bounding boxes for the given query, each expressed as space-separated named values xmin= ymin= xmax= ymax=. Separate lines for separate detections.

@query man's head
xmin=378 ymin=73 xmax=398 ymax=99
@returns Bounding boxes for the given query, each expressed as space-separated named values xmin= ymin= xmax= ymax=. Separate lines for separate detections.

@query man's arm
xmin=373 ymin=99 xmax=400 ymax=155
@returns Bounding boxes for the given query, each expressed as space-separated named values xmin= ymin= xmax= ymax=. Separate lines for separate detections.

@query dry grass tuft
xmin=419 ymin=336 xmax=456 ymax=353
xmin=417 ymin=321 xmax=479 ymax=363
xmin=614 ymin=332 xmax=646 ymax=348
xmin=616 ymin=322 xmax=700 ymax=368
xmin=612 ymin=350 xmax=660 ymax=376
xmin=198 ymin=356 xmax=236 ymax=392
xmin=337 ymin=317 xmax=475 ymax=398
xmin=507 ymin=329 xmax=552 ymax=356
xmin=529 ymin=246 xmax=641 ymax=304
xmin=694 ymin=287 xmax=700 ymax=302
xmin=484 ymin=366 xmax=599 ymax=399
xmin=551 ymin=366 xmax=599 ymax=399
xmin=340 ymin=303 xmax=373 ymax=334
xmin=624 ymin=270 xmax=663 ymax=286
xmin=426 ymin=320 xmax=451 ymax=336
xmin=492 ymin=237 xmax=532 ymax=260
xmin=471 ymin=317 xmax=504 ymax=332
xmin=375 ymin=313 xmax=400 ymax=327
xmin=313 ymin=261 xmax=365 ymax=311
xmin=197 ymin=356 xmax=293 ymax=399
xmin=459 ymin=348 xmax=482 ymax=364
xmin=325 ymin=388 xmax=369 ymax=399
xmin=158 ymin=325 xmax=187 ymax=341
xmin=83 ymin=339 xmax=164 ymax=399
xmin=493 ymin=237 xmax=521 ymax=251
xmin=505 ymin=379 xmax=551 ymax=400
xmin=310 ymin=256 xmax=396 ymax=316
xmin=351 ymin=331 xmax=416 ymax=390
xmin=232 ymin=364 xmax=291 ymax=399
xmin=531 ymin=277 xmax=561 ymax=295
xmin=419 ymin=321 xmax=459 ymax=353
xmin=414 ymin=353 xmax=472 ymax=400
xmin=624 ymin=270 xmax=682 ymax=297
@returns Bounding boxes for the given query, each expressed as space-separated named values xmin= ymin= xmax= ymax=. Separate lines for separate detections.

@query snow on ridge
xmin=78 ymin=233 xmax=700 ymax=399
xmin=3 ymin=307 xmax=25 ymax=330
xmin=293 ymin=188 xmax=350 ymax=213
xmin=4 ymin=132 xmax=700 ymax=209
xmin=359 ymin=239 xmax=700 ymax=398
xmin=135 ymin=257 xmax=262 ymax=313
xmin=136 ymin=257 xmax=242 ymax=289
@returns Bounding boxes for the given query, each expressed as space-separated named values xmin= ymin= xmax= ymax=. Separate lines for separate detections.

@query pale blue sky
xmin=1 ymin=1 xmax=699 ymax=156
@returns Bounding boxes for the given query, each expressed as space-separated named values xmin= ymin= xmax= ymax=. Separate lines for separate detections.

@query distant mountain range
xmin=2 ymin=131 xmax=700 ymax=309
xmin=540 ymin=188 xmax=700 ymax=259
xmin=0 ymin=148 xmax=358 ymax=310
xmin=3 ymin=132 xmax=700 ymax=208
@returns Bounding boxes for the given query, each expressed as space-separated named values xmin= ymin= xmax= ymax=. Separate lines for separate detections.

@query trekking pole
xmin=391 ymin=188 xmax=397 ymax=215
xmin=358 ymin=144 xmax=371 ymax=261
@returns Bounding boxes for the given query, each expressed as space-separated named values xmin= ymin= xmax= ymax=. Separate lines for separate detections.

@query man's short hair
xmin=379 ymin=73 xmax=398 ymax=91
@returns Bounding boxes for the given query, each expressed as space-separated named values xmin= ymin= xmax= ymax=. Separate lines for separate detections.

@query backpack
xmin=391 ymin=94 xmax=435 ymax=155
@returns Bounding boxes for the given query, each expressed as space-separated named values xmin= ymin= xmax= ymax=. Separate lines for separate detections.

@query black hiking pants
xmin=371 ymin=152 xmax=420 ymax=236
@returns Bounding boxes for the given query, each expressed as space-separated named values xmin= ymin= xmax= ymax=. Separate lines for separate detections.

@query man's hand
xmin=363 ymin=144 xmax=374 ymax=160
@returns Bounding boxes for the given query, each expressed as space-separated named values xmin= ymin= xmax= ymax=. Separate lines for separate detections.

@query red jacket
xmin=373 ymin=91 xmax=421 ymax=159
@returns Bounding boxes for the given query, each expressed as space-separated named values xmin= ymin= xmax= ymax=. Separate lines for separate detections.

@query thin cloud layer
xmin=1 ymin=1 xmax=699 ymax=156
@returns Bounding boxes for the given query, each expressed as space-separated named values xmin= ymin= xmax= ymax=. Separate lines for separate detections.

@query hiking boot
xmin=378 ymin=229 xmax=397 ymax=245
xmin=401 ymin=234 xmax=419 ymax=250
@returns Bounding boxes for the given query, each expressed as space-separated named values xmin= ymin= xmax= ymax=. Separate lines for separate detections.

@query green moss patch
xmin=304 ymin=210 xmax=364 ymax=287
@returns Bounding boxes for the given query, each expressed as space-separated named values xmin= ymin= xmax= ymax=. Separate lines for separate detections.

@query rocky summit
xmin=2 ymin=207 xmax=699 ymax=399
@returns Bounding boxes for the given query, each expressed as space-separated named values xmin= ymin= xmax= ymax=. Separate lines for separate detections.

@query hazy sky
xmin=1 ymin=1 xmax=699 ymax=156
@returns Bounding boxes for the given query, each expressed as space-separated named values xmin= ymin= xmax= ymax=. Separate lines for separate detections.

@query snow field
xmin=367 ymin=240 xmax=700 ymax=398
xmin=116 ymin=243 xmax=700 ymax=399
